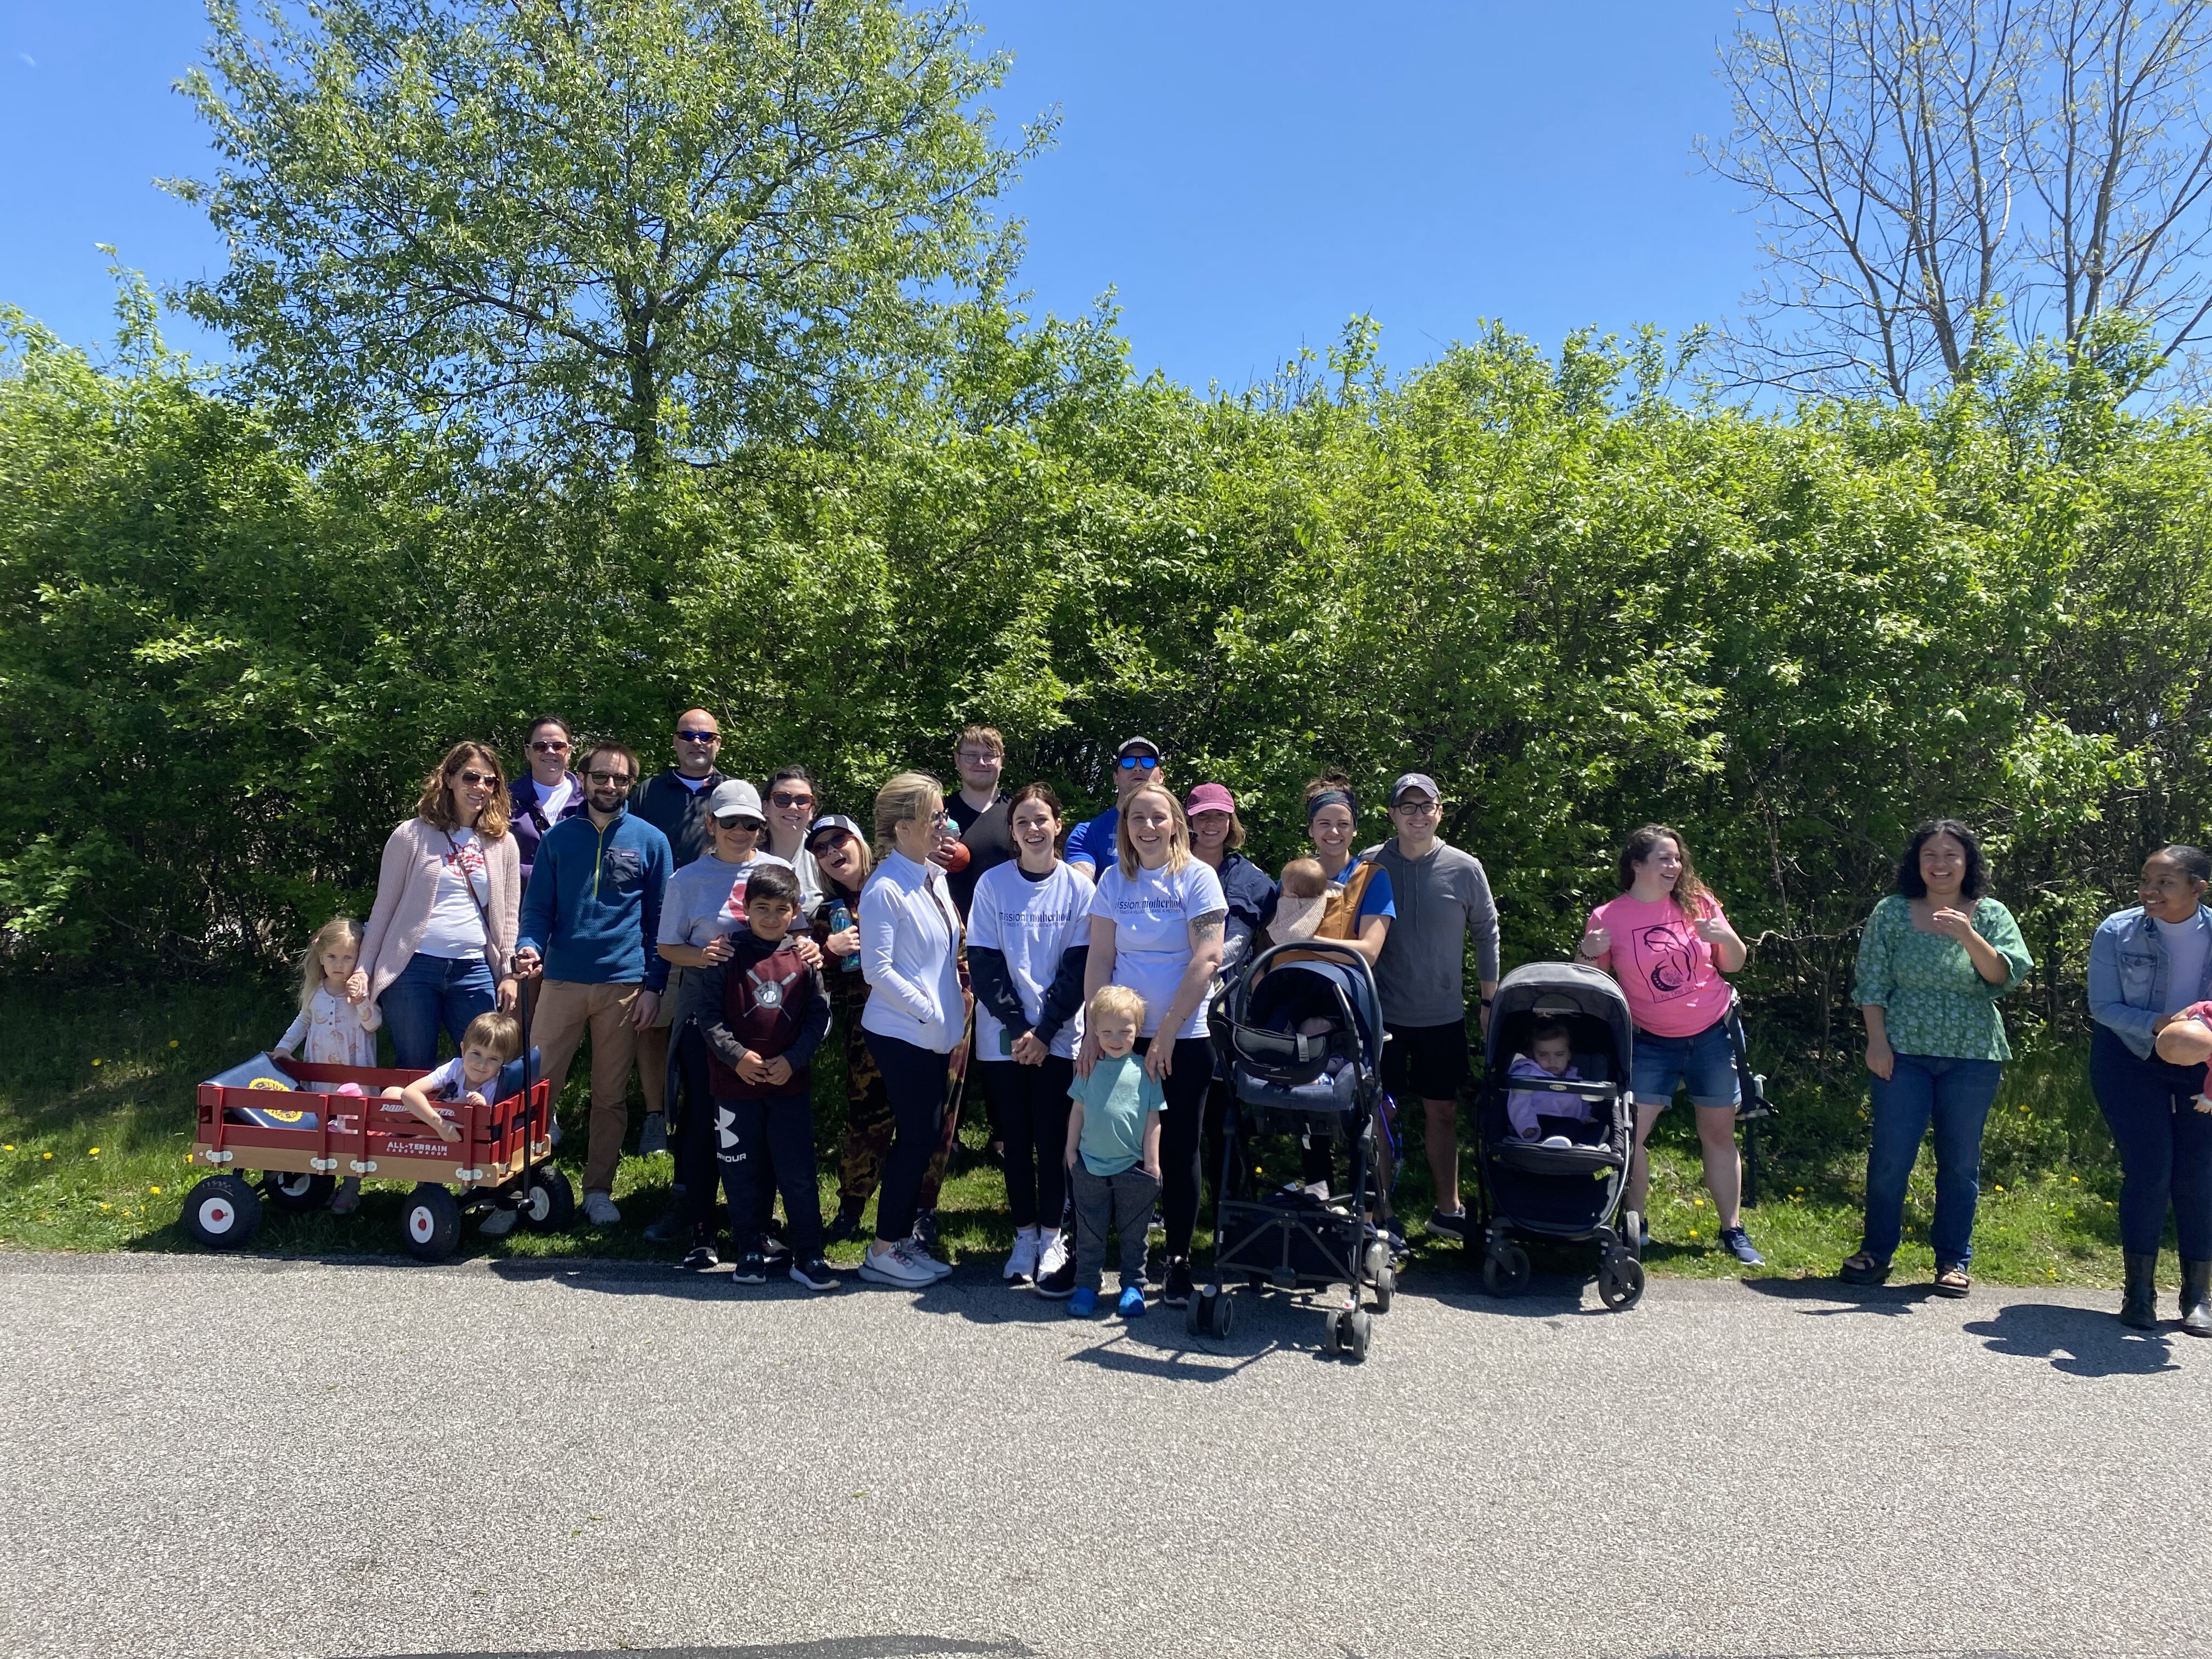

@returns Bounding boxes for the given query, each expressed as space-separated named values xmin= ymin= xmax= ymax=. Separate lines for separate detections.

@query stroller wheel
xmin=1362 ymin=1240 xmax=1392 ymax=1282
xmin=1323 ymin=1308 xmax=1345 ymax=1352
xmin=1621 ymin=1209 xmax=1644 ymax=1262
xmin=1344 ymin=1307 xmax=1373 ymax=1362
xmin=1184 ymin=1287 xmax=1210 ymax=1338
xmin=1598 ymin=1251 xmax=1646 ymax=1311
xmin=1482 ymin=1243 xmax=1532 ymax=1298
xmin=1370 ymin=1264 xmax=1396 ymax=1313
xmin=1214 ymin=1289 xmax=1237 ymax=1339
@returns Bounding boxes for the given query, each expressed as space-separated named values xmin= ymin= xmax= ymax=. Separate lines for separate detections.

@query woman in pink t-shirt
xmin=1577 ymin=823 xmax=1762 ymax=1265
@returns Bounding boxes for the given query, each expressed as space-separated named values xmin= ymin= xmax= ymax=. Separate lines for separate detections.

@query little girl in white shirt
xmin=271 ymin=917 xmax=380 ymax=1212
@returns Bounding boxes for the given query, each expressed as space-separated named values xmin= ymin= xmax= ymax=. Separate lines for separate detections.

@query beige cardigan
xmin=359 ymin=816 xmax=521 ymax=1007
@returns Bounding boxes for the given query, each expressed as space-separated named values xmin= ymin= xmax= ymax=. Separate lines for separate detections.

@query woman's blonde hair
xmin=1115 ymin=783 xmax=1192 ymax=877
xmin=298 ymin=917 xmax=365 ymax=1013
xmin=416 ymin=742 xmax=511 ymax=838
xmin=873 ymin=772 xmax=944 ymax=855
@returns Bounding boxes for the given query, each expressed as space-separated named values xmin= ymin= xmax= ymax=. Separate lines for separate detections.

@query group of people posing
xmin=270 ymin=708 xmax=2212 ymax=1333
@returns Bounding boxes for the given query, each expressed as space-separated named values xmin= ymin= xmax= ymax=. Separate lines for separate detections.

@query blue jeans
xmin=381 ymin=951 xmax=496 ymax=1069
xmin=1861 ymin=1054 xmax=2003 ymax=1268
xmin=2089 ymin=1025 xmax=2212 ymax=1259
xmin=1630 ymin=1018 xmax=1741 ymax=1109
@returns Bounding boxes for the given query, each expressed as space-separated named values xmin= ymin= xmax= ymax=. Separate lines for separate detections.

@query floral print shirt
xmin=1852 ymin=894 xmax=2033 ymax=1062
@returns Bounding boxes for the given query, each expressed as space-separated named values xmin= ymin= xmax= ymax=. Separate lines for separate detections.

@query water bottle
xmin=830 ymin=900 xmax=860 ymax=973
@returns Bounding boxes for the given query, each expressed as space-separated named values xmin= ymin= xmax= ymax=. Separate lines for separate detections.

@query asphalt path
xmin=3 ymin=1250 xmax=2208 ymax=1659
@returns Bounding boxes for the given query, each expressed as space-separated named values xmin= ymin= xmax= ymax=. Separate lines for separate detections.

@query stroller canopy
xmin=1483 ymin=962 xmax=1634 ymax=1071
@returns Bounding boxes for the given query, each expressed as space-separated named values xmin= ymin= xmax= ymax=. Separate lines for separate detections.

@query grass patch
xmin=0 ymin=978 xmax=2150 ymax=1287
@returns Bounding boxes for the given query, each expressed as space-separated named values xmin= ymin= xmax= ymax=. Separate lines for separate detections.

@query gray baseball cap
xmin=804 ymin=813 xmax=864 ymax=851
xmin=707 ymin=779 xmax=764 ymax=823
xmin=1390 ymin=772 xmax=1442 ymax=805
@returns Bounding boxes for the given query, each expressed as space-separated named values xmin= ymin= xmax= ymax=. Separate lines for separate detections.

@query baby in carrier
xmin=1505 ymin=1019 xmax=1596 ymax=1144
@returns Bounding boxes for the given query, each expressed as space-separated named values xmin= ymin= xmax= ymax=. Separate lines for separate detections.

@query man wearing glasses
xmin=1063 ymin=736 xmax=1166 ymax=881
xmin=514 ymin=742 xmax=673 ymax=1228
xmin=633 ymin=709 xmax=729 ymax=869
xmin=629 ymin=709 xmax=728 ymax=1154
xmin=511 ymin=716 xmax=586 ymax=892
xmin=1365 ymin=772 xmax=1500 ymax=1242
xmin=944 ymin=724 xmax=1014 ymax=919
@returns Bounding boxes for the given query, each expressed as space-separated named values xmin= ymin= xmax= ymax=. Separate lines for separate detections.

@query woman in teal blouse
xmin=1839 ymin=820 xmax=2033 ymax=1296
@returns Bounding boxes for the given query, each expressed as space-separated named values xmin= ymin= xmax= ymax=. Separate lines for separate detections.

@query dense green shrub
xmin=4 ymin=306 xmax=2208 ymax=1066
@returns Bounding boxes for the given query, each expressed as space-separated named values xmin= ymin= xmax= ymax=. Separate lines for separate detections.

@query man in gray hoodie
xmin=1367 ymin=772 xmax=1499 ymax=1240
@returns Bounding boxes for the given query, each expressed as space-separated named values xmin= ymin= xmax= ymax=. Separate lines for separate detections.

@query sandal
xmin=1838 ymin=1251 xmax=1890 ymax=1285
xmin=1932 ymin=1263 xmax=1971 ymax=1299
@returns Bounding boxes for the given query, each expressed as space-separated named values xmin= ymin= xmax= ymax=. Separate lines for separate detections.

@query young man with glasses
xmin=944 ymin=724 xmax=1014 ymax=920
xmin=1364 ymin=772 xmax=1500 ymax=1240
xmin=514 ymin=742 xmax=673 ymax=1228
xmin=511 ymin=716 xmax=585 ymax=893
xmin=629 ymin=709 xmax=727 ymax=1154
xmin=1064 ymin=736 xmax=1166 ymax=881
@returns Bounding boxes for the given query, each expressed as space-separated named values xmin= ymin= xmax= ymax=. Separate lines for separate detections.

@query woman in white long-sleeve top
xmin=856 ymin=771 xmax=967 ymax=1290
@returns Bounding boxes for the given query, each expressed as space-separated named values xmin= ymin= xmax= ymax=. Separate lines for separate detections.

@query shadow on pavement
xmin=1734 ymin=1275 xmax=1933 ymax=1317
xmin=375 ymin=1639 xmax=1037 ymax=1659
xmin=1963 ymin=1301 xmax=2180 ymax=1376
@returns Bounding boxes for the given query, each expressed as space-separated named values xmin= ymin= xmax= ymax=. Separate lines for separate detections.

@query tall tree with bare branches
xmin=1704 ymin=0 xmax=2212 ymax=400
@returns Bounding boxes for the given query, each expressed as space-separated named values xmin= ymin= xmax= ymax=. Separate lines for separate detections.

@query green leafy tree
xmin=167 ymin=0 xmax=1050 ymax=472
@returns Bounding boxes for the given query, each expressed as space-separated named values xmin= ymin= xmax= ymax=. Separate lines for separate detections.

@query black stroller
xmin=1473 ymin=962 xmax=1645 ymax=1311
xmin=1197 ymin=940 xmax=1396 ymax=1360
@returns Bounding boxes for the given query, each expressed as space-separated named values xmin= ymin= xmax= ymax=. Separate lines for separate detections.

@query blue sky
xmin=1 ymin=0 xmax=1756 ymax=390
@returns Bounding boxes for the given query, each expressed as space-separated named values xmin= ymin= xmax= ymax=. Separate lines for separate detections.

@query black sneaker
xmin=824 ymin=1200 xmax=866 ymax=1245
xmin=789 ymin=1255 xmax=840 ymax=1293
xmin=678 ymin=1244 xmax=719 ymax=1273
xmin=641 ymin=1211 xmax=687 ymax=1246
xmin=1718 ymin=1226 xmax=1764 ymax=1266
xmin=1034 ymin=1256 xmax=1076 ymax=1300
xmin=731 ymin=1250 xmax=769 ymax=1285
xmin=1161 ymin=1259 xmax=1195 ymax=1308
xmin=761 ymin=1231 xmax=792 ymax=1263
xmin=1425 ymin=1207 xmax=1468 ymax=1240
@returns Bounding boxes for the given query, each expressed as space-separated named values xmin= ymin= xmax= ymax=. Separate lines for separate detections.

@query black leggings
xmin=1138 ymin=1035 xmax=1214 ymax=1259
xmin=981 ymin=1056 xmax=1076 ymax=1231
xmin=866 ymin=1029 xmax=950 ymax=1246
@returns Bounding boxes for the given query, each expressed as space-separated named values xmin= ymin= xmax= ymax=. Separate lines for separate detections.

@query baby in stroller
xmin=1505 ymin=1019 xmax=1596 ymax=1144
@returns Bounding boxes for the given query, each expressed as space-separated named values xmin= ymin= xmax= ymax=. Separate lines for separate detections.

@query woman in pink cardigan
xmin=351 ymin=742 xmax=522 ymax=1069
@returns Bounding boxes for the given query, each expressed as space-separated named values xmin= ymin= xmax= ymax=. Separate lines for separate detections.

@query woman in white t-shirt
xmin=968 ymin=783 xmax=1096 ymax=1290
xmin=356 ymin=743 xmax=521 ymax=1070
xmin=1080 ymin=782 xmax=1226 ymax=1308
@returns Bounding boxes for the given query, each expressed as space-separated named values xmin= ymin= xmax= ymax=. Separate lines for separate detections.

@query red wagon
xmin=182 ymin=1053 xmax=572 ymax=1260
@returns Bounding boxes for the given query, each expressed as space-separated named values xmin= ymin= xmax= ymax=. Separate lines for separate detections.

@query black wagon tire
xmin=184 ymin=1174 xmax=262 ymax=1250
xmin=401 ymin=1183 xmax=463 ymax=1262
xmin=261 ymin=1170 xmax=335 ymax=1214
xmin=1483 ymin=1243 xmax=1532 ymax=1298
xmin=1345 ymin=1307 xmax=1374 ymax=1362
xmin=1599 ymin=1251 xmax=1646 ymax=1311
xmin=518 ymin=1165 xmax=575 ymax=1232
xmin=1372 ymin=1265 xmax=1397 ymax=1313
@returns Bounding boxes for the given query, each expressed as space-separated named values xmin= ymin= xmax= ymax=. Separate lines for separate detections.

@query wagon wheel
xmin=401 ymin=1184 xmax=463 ymax=1262
xmin=261 ymin=1170 xmax=335 ymax=1214
xmin=184 ymin=1175 xmax=261 ymax=1250
xmin=518 ymin=1165 xmax=575 ymax=1232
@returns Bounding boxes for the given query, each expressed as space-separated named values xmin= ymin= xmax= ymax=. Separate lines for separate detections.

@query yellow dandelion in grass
xmin=91 ymin=1058 xmax=101 ymax=1067
xmin=149 ymin=1186 xmax=161 ymax=1195
xmin=87 ymin=1148 xmax=99 ymax=1156
xmin=1994 ymin=1184 xmax=2005 ymax=1193
xmin=99 ymin=1204 xmax=110 ymax=1211
xmin=42 ymin=1152 xmax=53 ymax=1160
xmin=2070 ymin=1175 xmax=2080 ymax=1183
xmin=1692 ymin=1196 xmax=1706 ymax=1207
xmin=168 ymin=1040 xmax=178 ymax=1048
xmin=3 ymin=1144 xmax=12 ymax=1152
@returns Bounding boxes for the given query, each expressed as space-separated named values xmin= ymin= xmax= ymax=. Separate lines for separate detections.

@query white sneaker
xmin=906 ymin=1237 xmax=954 ymax=1279
xmin=1035 ymin=1228 xmax=1069 ymax=1281
xmin=1004 ymin=1228 xmax=1041 ymax=1283
xmin=857 ymin=1243 xmax=936 ymax=1288
xmin=582 ymin=1190 xmax=621 ymax=1227
xmin=479 ymin=1206 xmax=519 ymax=1237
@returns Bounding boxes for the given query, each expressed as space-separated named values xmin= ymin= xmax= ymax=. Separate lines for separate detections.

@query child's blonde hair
xmin=462 ymin=1011 xmax=524 ymax=1064
xmin=1088 ymin=984 xmax=1147 ymax=1028
xmin=298 ymin=917 xmax=365 ymax=1013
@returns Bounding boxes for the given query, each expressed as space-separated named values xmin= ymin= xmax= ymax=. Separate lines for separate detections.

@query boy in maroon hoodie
xmin=695 ymin=864 xmax=836 ymax=1290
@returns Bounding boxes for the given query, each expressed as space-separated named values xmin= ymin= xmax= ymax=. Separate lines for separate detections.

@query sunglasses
xmin=528 ymin=738 xmax=571 ymax=754
xmin=770 ymin=792 xmax=814 ymax=809
xmin=585 ymin=770 xmax=633 ymax=786
xmin=1116 ymin=754 xmax=1160 ymax=771
xmin=452 ymin=768 xmax=496 ymax=788
xmin=715 ymin=814 xmax=765 ymax=832
xmin=676 ymin=730 xmax=720 ymax=743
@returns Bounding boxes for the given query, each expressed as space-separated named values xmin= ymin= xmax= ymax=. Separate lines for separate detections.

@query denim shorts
xmin=1630 ymin=1018 xmax=1740 ymax=1110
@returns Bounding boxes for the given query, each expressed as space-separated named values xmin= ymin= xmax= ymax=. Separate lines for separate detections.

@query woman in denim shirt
xmin=2087 ymin=844 xmax=2212 ymax=1331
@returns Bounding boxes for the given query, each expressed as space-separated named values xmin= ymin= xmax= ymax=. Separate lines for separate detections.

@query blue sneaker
xmin=1718 ymin=1226 xmax=1765 ymax=1266
xmin=1068 ymin=1286 xmax=1099 ymax=1319
xmin=1117 ymin=1284 xmax=1147 ymax=1319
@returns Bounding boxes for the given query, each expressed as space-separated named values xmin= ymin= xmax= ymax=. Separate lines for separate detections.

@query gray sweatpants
xmin=1069 ymin=1160 xmax=1159 ymax=1291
